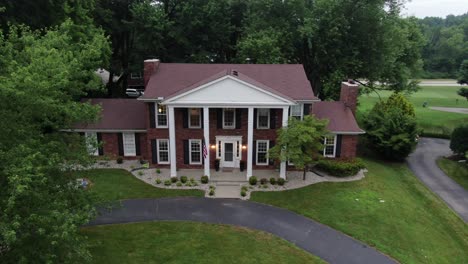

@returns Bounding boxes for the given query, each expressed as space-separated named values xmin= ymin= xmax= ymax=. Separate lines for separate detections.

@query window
xmin=123 ymin=133 xmax=136 ymax=156
xmin=189 ymin=108 xmax=201 ymax=128
xmin=256 ymin=140 xmax=269 ymax=165
xmin=130 ymin=72 xmax=142 ymax=79
xmin=323 ymin=135 xmax=336 ymax=157
xmin=156 ymin=104 xmax=168 ymax=128
xmin=290 ymin=104 xmax=303 ymax=120
xmin=223 ymin=108 xmax=235 ymax=129
xmin=85 ymin=132 xmax=98 ymax=156
xmin=189 ymin=139 xmax=202 ymax=164
xmin=257 ymin=109 xmax=270 ymax=129
xmin=157 ymin=139 xmax=170 ymax=164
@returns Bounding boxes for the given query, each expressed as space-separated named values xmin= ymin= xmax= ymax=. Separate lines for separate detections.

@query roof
xmin=312 ymin=101 xmax=364 ymax=134
xmin=74 ymin=99 xmax=146 ymax=130
xmin=142 ymin=63 xmax=317 ymax=101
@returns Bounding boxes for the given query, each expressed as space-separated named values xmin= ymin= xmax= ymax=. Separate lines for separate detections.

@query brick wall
xmin=100 ymin=132 xmax=147 ymax=160
xmin=340 ymin=135 xmax=358 ymax=158
xmin=339 ymin=81 xmax=359 ymax=114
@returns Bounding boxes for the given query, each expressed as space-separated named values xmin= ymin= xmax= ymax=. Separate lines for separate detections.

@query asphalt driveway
xmin=407 ymin=137 xmax=468 ymax=222
xmin=89 ymin=197 xmax=397 ymax=264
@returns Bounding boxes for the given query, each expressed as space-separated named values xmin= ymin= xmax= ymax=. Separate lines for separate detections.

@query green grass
xmin=251 ymin=159 xmax=468 ymax=264
xmin=437 ymin=158 xmax=468 ymax=190
xmin=358 ymin=86 xmax=468 ymax=137
xmin=74 ymin=169 xmax=203 ymax=202
xmin=82 ymin=221 xmax=325 ymax=264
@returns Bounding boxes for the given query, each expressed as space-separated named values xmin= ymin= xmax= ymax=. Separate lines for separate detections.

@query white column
xmin=168 ymin=106 xmax=177 ymax=177
xmin=279 ymin=106 xmax=289 ymax=179
xmin=247 ymin=107 xmax=254 ymax=179
xmin=203 ymin=107 xmax=210 ymax=178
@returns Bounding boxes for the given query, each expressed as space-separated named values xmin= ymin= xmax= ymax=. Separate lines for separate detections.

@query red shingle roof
xmin=312 ymin=101 xmax=364 ymax=133
xmin=74 ymin=99 xmax=146 ymax=130
xmin=142 ymin=63 xmax=317 ymax=101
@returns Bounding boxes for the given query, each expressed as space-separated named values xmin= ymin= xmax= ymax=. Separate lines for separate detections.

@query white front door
xmin=222 ymin=141 xmax=235 ymax=167
xmin=216 ymin=136 xmax=242 ymax=168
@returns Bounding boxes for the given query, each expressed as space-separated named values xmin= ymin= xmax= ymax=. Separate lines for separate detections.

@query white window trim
xmin=156 ymin=103 xmax=168 ymax=128
xmin=123 ymin=132 xmax=136 ymax=156
xmin=222 ymin=108 xmax=236 ymax=129
xmin=157 ymin=139 xmax=170 ymax=164
xmin=85 ymin=132 xmax=99 ymax=156
xmin=256 ymin=140 xmax=269 ymax=166
xmin=323 ymin=135 xmax=337 ymax=158
xmin=189 ymin=139 xmax=202 ymax=165
xmin=290 ymin=104 xmax=303 ymax=120
xmin=256 ymin=108 xmax=270 ymax=129
xmin=188 ymin=108 xmax=202 ymax=129
xmin=130 ymin=72 xmax=141 ymax=79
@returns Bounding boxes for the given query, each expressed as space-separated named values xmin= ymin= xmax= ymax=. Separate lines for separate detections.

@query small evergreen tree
xmin=363 ymin=93 xmax=419 ymax=160
xmin=457 ymin=88 xmax=468 ymax=101
xmin=269 ymin=115 xmax=329 ymax=180
xmin=450 ymin=124 xmax=468 ymax=156
xmin=457 ymin=60 xmax=468 ymax=85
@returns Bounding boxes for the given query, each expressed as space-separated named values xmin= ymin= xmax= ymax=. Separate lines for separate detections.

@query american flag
xmin=202 ymin=139 xmax=208 ymax=160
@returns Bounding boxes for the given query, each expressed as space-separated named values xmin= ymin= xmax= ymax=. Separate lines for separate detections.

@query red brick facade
xmin=99 ymin=132 xmax=147 ymax=160
xmin=340 ymin=135 xmax=358 ymax=158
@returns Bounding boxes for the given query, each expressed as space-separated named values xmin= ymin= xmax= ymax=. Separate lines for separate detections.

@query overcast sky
xmin=402 ymin=0 xmax=468 ymax=18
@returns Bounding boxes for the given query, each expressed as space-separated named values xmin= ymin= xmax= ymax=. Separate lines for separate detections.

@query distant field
xmin=358 ymin=86 xmax=468 ymax=137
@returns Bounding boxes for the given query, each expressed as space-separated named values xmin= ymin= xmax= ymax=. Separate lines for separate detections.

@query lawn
xmin=437 ymin=158 xmax=468 ymax=190
xmin=82 ymin=221 xmax=325 ymax=264
xmin=251 ymin=158 xmax=468 ymax=264
xmin=358 ymin=86 xmax=468 ymax=137
xmin=74 ymin=169 xmax=203 ymax=202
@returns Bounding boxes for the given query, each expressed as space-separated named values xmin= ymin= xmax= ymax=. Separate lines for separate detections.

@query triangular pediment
xmin=164 ymin=76 xmax=294 ymax=106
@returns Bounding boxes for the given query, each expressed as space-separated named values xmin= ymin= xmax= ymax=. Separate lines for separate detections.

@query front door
xmin=223 ymin=142 xmax=235 ymax=167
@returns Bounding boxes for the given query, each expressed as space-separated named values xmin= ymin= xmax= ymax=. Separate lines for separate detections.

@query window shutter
xmin=182 ymin=108 xmax=188 ymax=128
xmin=149 ymin=103 xmax=155 ymax=128
xmin=118 ymin=133 xmax=124 ymax=156
xmin=135 ymin=133 xmax=141 ymax=156
xmin=253 ymin=109 xmax=257 ymax=129
xmin=336 ymin=135 xmax=342 ymax=158
xmin=269 ymin=140 xmax=275 ymax=165
xmin=183 ymin=140 xmax=189 ymax=164
xmin=217 ymin=109 xmax=222 ymax=129
xmin=201 ymin=108 xmax=204 ymax=129
xmin=303 ymin=103 xmax=311 ymax=116
xmin=252 ymin=140 xmax=256 ymax=165
xmin=97 ymin=133 xmax=104 ymax=155
xmin=235 ymin=109 xmax=242 ymax=129
xmin=151 ymin=139 xmax=158 ymax=164
xmin=269 ymin=109 xmax=276 ymax=129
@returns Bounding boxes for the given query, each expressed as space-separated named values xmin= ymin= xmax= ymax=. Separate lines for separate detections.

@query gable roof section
xmin=141 ymin=63 xmax=317 ymax=101
xmin=312 ymin=101 xmax=365 ymax=134
xmin=74 ymin=99 xmax=146 ymax=130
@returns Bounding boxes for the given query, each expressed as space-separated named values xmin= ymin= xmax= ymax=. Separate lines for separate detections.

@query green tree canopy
xmin=450 ymin=124 xmax=468 ymax=156
xmin=457 ymin=59 xmax=468 ymax=85
xmin=269 ymin=115 xmax=329 ymax=180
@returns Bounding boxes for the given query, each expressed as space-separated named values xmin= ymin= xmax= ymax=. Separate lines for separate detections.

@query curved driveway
xmin=89 ymin=197 xmax=397 ymax=264
xmin=407 ymin=137 xmax=468 ymax=222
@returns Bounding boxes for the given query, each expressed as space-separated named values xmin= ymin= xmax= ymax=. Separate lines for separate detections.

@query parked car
xmin=126 ymin=88 xmax=144 ymax=97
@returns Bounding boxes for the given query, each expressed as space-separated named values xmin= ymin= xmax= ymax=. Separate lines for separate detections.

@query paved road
xmin=417 ymin=79 xmax=463 ymax=86
xmin=429 ymin=107 xmax=468 ymax=114
xmin=89 ymin=197 xmax=397 ymax=264
xmin=407 ymin=137 xmax=468 ymax=222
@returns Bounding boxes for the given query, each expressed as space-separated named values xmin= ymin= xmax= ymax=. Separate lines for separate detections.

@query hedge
xmin=315 ymin=158 xmax=365 ymax=177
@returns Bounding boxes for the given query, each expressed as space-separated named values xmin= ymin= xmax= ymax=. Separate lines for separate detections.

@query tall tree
xmin=0 ymin=20 xmax=110 ymax=263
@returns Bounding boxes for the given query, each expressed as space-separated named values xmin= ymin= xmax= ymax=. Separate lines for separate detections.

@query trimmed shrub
xmin=249 ymin=176 xmax=257 ymax=185
xmin=209 ymin=189 xmax=215 ymax=196
xmin=116 ymin=157 xmax=123 ymax=164
xmin=269 ymin=178 xmax=276 ymax=185
xmin=176 ymin=182 xmax=182 ymax=187
xmin=155 ymin=179 xmax=161 ymax=184
xmin=170 ymin=177 xmax=178 ymax=183
xmin=201 ymin=175 xmax=209 ymax=184
xmin=190 ymin=177 xmax=195 ymax=183
xmin=277 ymin=178 xmax=285 ymax=186
xmin=137 ymin=171 xmax=144 ymax=176
xmin=450 ymin=124 xmax=468 ymax=155
xmin=260 ymin=178 xmax=268 ymax=185
xmin=241 ymin=186 xmax=248 ymax=192
xmin=139 ymin=159 xmax=146 ymax=164
xmin=142 ymin=163 xmax=149 ymax=169
xmin=156 ymin=168 xmax=161 ymax=174
xmin=315 ymin=158 xmax=365 ymax=177
xmin=164 ymin=180 xmax=171 ymax=186
xmin=180 ymin=176 xmax=188 ymax=183
xmin=241 ymin=190 xmax=247 ymax=197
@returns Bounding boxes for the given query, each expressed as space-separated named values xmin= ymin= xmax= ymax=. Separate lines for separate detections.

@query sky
xmin=402 ymin=0 xmax=468 ymax=18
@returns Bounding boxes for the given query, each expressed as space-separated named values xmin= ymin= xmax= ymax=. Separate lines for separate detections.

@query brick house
xmin=75 ymin=59 xmax=364 ymax=179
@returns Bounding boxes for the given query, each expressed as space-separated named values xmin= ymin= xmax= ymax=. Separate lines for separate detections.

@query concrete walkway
xmin=429 ymin=106 xmax=468 ymax=114
xmin=89 ymin=197 xmax=397 ymax=264
xmin=407 ymin=137 xmax=468 ymax=222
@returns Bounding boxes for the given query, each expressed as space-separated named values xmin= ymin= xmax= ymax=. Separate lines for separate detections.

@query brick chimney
xmin=143 ymin=59 xmax=160 ymax=88
xmin=339 ymin=79 xmax=359 ymax=114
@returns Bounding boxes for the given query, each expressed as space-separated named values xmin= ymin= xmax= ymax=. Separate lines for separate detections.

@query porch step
xmin=214 ymin=181 xmax=245 ymax=186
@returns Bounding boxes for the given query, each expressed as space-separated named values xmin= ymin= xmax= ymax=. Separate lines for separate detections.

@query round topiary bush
xmin=269 ymin=178 xmax=276 ymax=185
xmin=180 ymin=176 xmax=188 ymax=183
xmin=249 ymin=176 xmax=257 ymax=185
xmin=155 ymin=179 xmax=161 ymax=184
xmin=450 ymin=124 xmax=468 ymax=156
xmin=209 ymin=189 xmax=215 ymax=196
xmin=260 ymin=178 xmax=268 ymax=185
xmin=277 ymin=178 xmax=285 ymax=186
xmin=171 ymin=176 xmax=178 ymax=183
xmin=164 ymin=180 xmax=171 ymax=186
xmin=116 ymin=157 xmax=123 ymax=164
xmin=176 ymin=182 xmax=182 ymax=187
xmin=241 ymin=190 xmax=246 ymax=197
xmin=201 ymin=175 xmax=209 ymax=184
